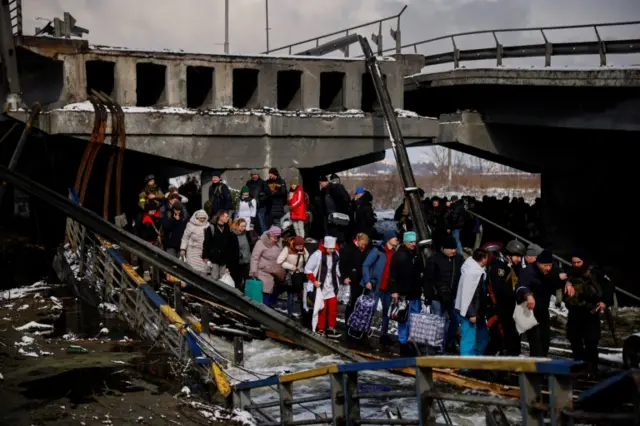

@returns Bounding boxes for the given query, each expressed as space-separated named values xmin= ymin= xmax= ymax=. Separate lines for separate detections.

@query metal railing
xmin=263 ymin=5 xmax=408 ymax=56
xmin=467 ymin=209 xmax=640 ymax=304
xmin=9 ymin=0 xmax=21 ymax=36
xmin=231 ymin=356 xmax=586 ymax=426
xmin=63 ymin=202 xmax=232 ymax=397
xmin=380 ymin=20 xmax=640 ymax=68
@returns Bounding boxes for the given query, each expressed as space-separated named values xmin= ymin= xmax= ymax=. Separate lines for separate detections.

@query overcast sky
xmin=22 ymin=1 xmax=640 ymax=167
xmin=24 ymin=0 xmax=640 ymax=58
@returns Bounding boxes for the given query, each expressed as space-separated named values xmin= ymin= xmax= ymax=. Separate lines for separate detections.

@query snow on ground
xmin=0 ymin=281 xmax=52 ymax=300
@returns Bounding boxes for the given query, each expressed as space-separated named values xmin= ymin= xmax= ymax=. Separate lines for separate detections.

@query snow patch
xmin=18 ymin=348 xmax=39 ymax=357
xmin=188 ymin=401 xmax=255 ymax=425
xmin=99 ymin=302 xmax=118 ymax=313
xmin=14 ymin=321 xmax=54 ymax=331
xmin=1 ymin=281 xmax=52 ymax=300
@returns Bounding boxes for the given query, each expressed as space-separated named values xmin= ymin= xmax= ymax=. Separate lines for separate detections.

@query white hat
xmin=323 ymin=236 xmax=337 ymax=249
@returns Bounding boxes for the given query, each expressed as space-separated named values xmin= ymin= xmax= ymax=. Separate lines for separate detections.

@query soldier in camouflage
xmin=565 ymin=249 xmax=614 ymax=376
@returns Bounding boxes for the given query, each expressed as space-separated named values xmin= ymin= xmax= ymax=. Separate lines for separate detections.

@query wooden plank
xmin=337 ymin=357 xmax=417 ymax=373
xmin=279 ymin=365 xmax=339 ymax=383
xmin=416 ymin=356 xmax=544 ymax=373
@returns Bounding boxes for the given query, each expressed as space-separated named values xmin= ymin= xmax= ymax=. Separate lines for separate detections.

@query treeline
xmin=339 ymin=174 xmax=541 ymax=209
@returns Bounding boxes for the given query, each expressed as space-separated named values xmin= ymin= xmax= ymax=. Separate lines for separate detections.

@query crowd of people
xmin=133 ymin=171 xmax=615 ymax=375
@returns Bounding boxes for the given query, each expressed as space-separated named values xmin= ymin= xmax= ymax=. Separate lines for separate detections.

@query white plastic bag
xmin=513 ymin=302 xmax=538 ymax=334
xmin=338 ymin=284 xmax=351 ymax=305
xmin=220 ymin=272 xmax=235 ymax=288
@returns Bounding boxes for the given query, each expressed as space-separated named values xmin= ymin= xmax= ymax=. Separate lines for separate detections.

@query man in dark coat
xmin=425 ymin=236 xmax=464 ymax=353
xmin=266 ymin=168 xmax=287 ymax=227
xmin=389 ymin=231 xmax=424 ymax=356
xmin=485 ymin=239 xmax=526 ymax=356
xmin=565 ymin=249 xmax=614 ymax=375
xmin=245 ymin=169 xmax=270 ymax=234
xmin=208 ymin=171 xmax=232 ymax=217
xmin=516 ymin=250 xmax=575 ymax=357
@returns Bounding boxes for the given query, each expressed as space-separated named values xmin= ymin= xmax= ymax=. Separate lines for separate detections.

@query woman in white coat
xmin=179 ymin=209 xmax=209 ymax=273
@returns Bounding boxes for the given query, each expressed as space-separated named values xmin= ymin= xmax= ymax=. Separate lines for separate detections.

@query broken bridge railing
xmin=381 ymin=20 xmax=640 ymax=68
xmin=231 ymin=356 xmax=586 ymax=426
xmin=63 ymin=196 xmax=232 ymax=397
xmin=263 ymin=5 xmax=408 ymax=56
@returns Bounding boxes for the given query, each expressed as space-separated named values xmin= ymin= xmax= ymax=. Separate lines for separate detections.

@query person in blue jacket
xmin=361 ymin=230 xmax=399 ymax=345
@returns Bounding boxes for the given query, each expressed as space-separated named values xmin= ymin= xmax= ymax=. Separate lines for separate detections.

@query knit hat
xmin=250 ymin=169 xmax=260 ymax=175
xmin=383 ymin=230 xmax=397 ymax=243
xmin=290 ymin=176 xmax=299 ymax=185
xmin=319 ymin=175 xmax=328 ymax=182
xmin=212 ymin=170 xmax=221 ymax=178
xmin=267 ymin=226 xmax=282 ymax=237
xmin=268 ymin=168 xmax=279 ymax=176
xmin=293 ymin=236 xmax=305 ymax=247
xmin=355 ymin=186 xmax=365 ymax=194
xmin=451 ymin=195 xmax=459 ymax=201
xmin=324 ymin=236 xmax=337 ymax=249
xmin=240 ymin=185 xmax=249 ymax=193
xmin=526 ymin=244 xmax=543 ymax=257
xmin=144 ymin=174 xmax=155 ymax=183
xmin=571 ymin=247 xmax=587 ymax=261
xmin=442 ymin=236 xmax=457 ymax=249
xmin=536 ymin=249 xmax=553 ymax=264
xmin=172 ymin=201 xmax=183 ymax=211
xmin=403 ymin=231 xmax=417 ymax=243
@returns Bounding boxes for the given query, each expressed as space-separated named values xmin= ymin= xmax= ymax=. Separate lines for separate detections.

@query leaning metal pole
xmin=358 ymin=35 xmax=433 ymax=261
xmin=0 ymin=103 xmax=41 ymax=206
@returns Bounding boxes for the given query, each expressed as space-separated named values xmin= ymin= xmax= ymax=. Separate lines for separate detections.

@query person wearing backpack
xmin=277 ymin=235 xmax=309 ymax=317
xmin=208 ymin=171 xmax=232 ymax=217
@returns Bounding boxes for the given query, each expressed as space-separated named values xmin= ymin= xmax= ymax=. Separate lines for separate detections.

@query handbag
xmin=291 ymin=253 xmax=307 ymax=293
xmin=388 ymin=297 xmax=409 ymax=323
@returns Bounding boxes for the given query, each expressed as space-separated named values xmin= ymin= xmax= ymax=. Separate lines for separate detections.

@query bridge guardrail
xmin=8 ymin=0 xmax=22 ymax=36
xmin=231 ymin=355 xmax=584 ymax=426
xmin=383 ymin=20 xmax=640 ymax=68
xmin=63 ymin=197 xmax=232 ymax=397
xmin=263 ymin=5 xmax=407 ymax=56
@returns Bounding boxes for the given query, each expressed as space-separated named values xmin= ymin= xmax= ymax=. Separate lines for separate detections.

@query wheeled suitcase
xmin=347 ymin=294 xmax=376 ymax=339
xmin=244 ymin=278 xmax=263 ymax=303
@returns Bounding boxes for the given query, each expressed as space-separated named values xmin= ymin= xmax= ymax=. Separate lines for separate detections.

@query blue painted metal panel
xmin=577 ymin=370 xmax=631 ymax=403
xmin=337 ymin=357 xmax=417 ymax=373
xmin=107 ymin=247 xmax=125 ymax=266
xmin=234 ymin=375 xmax=280 ymax=391
xmin=68 ymin=188 xmax=80 ymax=203
xmin=534 ymin=360 xmax=583 ymax=375
xmin=140 ymin=284 xmax=167 ymax=308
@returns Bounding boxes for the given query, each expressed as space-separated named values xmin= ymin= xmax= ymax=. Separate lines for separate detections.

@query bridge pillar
xmin=61 ymin=56 xmax=86 ymax=104
xmin=166 ymin=62 xmax=187 ymax=107
xmin=114 ymin=58 xmax=137 ymax=106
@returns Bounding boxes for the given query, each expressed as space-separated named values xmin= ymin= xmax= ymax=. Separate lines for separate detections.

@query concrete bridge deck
xmin=7 ymin=105 xmax=437 ymax=172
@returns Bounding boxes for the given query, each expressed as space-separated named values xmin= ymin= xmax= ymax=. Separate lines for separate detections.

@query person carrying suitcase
xmin=359 ymin=231 xmax=399 ymax=345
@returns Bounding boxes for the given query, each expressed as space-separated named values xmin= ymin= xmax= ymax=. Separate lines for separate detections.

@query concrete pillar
xmin=301 ymin=70 xmax=320 ymax=110
xmin=166 ymin=62 xmax=187 ymax=107
xmin=257 ymin=65 xmax=277 ymax=108
xmin=383 ymin=63 xmax=404 ymax=109
xmin=114 ymin=58 xmax=137 ymax=106
xmin=214 ymin=63 xmax=233 ymax=108
xmin=392 ymin=54 xmax=426 ymax=77
xmin=344 ymin=67 xmax=362 ymax=111
xmin=60 ymin=56 xmax=86 ymax=104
